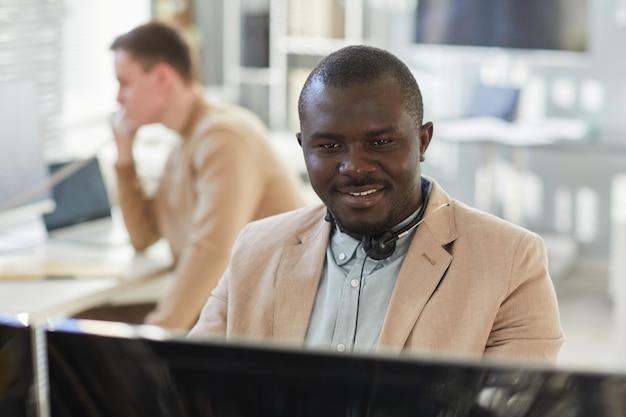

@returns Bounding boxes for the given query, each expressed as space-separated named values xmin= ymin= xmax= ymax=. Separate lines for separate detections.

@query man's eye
xmin=321 ymin=143 xmax=340 ymax=150
xmin=373 ymin=139 xmax=391 ymax=146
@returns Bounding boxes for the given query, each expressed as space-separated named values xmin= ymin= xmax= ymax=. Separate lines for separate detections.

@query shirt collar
xmin=329 ymin=203 xmax=424 ymax=265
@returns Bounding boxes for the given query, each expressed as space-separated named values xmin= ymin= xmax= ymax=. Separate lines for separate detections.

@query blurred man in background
xmin=76 ymin=20 xmax=305 ymax=330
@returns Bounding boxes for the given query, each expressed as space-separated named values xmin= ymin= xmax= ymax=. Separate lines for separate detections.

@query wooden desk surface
xmin=0 ymin=222 xmax=174 ymax=323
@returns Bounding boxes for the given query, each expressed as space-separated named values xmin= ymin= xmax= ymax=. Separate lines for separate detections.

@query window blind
xmin=0 ymin=0 xmax=64 ymax=154
xmin=1 ymin=0 xmax=151 ymax=160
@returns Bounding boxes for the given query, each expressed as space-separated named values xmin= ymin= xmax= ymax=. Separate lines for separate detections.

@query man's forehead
xmin=301 ymin=77 xmax=332 ymax=106
xmin=304 ymin=77 xmax=367 ymax=103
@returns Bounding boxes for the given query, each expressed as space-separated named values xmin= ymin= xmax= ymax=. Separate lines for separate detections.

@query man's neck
xmin=162 ymin=84 xmax=203 ymax=135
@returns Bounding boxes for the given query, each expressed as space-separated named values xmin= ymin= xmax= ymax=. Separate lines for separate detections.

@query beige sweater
xmin=116 ymin=97 xmax=305 ymax=329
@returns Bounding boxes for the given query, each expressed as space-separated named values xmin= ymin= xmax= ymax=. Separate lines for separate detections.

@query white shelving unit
xmin=223 ymin=0 xmax=366 ymax=131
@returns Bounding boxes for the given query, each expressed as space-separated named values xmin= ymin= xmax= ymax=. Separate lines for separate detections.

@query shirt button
xmin=338 ymin=252 xmax=346 ymax=260
xmin=350 ymin=279 xmax=359 ymax=288
xmin=336 ymin=344 xmax=346 ymax=352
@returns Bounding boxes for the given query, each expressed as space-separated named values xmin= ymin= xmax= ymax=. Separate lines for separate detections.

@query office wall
xmin=5 ymin=0 xmax=623 ymax=257
xmin=390 ymin=1 xmax=626 ymax=258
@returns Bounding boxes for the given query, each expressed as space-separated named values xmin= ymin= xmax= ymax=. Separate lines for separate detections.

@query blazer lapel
xmin=378 ymin=236 xmax=452 ymax=351
xmin=273 ymin=212 xmax=330 ymax=342
xmin=378 ymin=182 xmax=456 ymax=352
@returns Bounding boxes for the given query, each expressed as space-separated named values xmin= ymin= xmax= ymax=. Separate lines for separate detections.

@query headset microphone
xmin=362 ymin=202 xmax=450 ymax=261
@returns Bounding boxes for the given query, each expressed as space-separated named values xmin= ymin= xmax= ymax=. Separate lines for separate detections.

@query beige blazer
xmin=190 ymin=179 xmax=564 ymax=364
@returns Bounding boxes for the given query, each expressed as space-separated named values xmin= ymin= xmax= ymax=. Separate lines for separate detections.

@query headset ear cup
xmin=361 ymin=177 xmax=435 ymax=261
xmin=363 ymin=231 xmax=397 ymax=260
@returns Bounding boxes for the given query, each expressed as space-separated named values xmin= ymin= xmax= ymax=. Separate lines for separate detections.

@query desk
xmin=434 ymin=116 xmax=590 ymax=223
xmin=1 ymin=279 xmax=124 ymax=322
xmin=0 ymin=221 xmax=174 ymax=324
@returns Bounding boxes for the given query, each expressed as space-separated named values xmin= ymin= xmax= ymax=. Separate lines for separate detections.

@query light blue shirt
xmin=304 ymin=208 xmax=421 ymax=354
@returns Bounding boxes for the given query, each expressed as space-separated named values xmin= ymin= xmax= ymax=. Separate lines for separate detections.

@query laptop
xmin=43 ymin=158 xmax=129 ymax=247
xmin=0 ymin=160 xmax=172 ymax=279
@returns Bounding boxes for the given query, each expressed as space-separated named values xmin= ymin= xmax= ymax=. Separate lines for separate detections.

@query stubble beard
xmin=329 ymin=190 xmax=415 ymax=240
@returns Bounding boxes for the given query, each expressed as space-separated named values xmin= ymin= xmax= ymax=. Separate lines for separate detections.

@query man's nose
xmin=338 ymin=148 xmax=376 ymax=177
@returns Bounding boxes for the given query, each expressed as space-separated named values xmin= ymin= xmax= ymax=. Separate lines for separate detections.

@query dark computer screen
xmin=414 ymin=0 xmax=588 ymax=52
xmin=44 ymin=318 xmax=626 ymax=417
xmin=0 ymin=315 xmax=37 ymax=417
xmin=42 ymin=158 xmax=112 ymax=231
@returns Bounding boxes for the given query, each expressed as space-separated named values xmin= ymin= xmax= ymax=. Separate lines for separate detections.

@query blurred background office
xmin=1 ymin=0 xmax=626 ymax=370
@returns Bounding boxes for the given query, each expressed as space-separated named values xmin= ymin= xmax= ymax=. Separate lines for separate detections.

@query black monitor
xmin=414 ymin=0 xmax=588 ymax=53
xmin=0 ymin=315 xmax=37 ymax=417
xmin=44 ymin=318 xmax=626 ymax=417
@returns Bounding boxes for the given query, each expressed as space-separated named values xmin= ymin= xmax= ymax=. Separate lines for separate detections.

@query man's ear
xmin=419 ymin=122 xmax=434 ymax=155
xmin=151 ymin=62 xmax=175 ymax=89
xmin=296 ymin=132 xmax=302 ymax=147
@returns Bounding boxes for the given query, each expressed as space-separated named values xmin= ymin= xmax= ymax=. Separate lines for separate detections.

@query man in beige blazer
xmin=189 ymin=45 xmax=564 ymax=364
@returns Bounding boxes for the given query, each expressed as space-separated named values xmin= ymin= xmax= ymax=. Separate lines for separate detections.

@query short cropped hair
xmin=110 ymin=20 xmax=197 ymax=83
xmin=298 ymin=45 xmax=424 ymax=129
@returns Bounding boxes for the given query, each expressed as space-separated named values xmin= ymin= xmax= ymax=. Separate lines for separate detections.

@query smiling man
xmin=189 ymin=45 xmax=564 ymax=365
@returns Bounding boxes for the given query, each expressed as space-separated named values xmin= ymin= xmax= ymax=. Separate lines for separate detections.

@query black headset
xmin=361 ymin=177 xmax=434 ymax=260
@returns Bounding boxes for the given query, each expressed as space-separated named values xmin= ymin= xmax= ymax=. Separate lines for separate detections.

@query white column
xmin=610 ymin=174 xmax=626 ymax=324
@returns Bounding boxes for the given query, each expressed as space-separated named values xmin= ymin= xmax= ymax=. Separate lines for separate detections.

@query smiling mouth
xmin=339 ymin=187 xmax=385 ymax=209
xmin=348 ymin=189 xmax=378 ymax=197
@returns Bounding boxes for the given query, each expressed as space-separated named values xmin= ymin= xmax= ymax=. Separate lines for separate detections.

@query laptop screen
xmin=44 ymin=318 xmax=626 ymax=417
xmin=42 ymin=158 xmax=112 ymax=231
